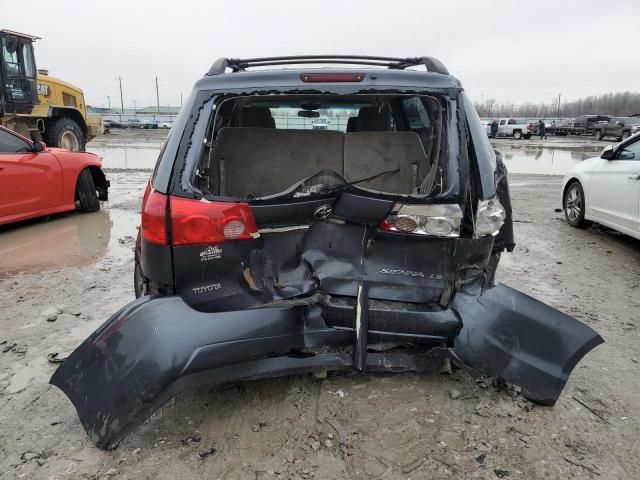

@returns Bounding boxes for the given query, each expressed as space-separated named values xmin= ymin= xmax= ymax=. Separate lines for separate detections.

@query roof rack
xmin=207 ymin=55 xmax=449 ymax=76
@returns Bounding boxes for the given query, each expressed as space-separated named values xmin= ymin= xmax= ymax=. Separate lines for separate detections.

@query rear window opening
xmin=192 ymin=94 xmax=447 ymax=200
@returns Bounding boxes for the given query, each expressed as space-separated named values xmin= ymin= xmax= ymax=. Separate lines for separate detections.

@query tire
xmin=594 ymin=130 xmax=603 ymax=141
xmin=134 ymin=260 xmax=150 ymax=298
xmin=564 ymin=181 xmax=591 ymax=228
xmin=43 ymin=117 xmax=85 ymax=151
xmin=76 ymin=169 xmax=100 ymax=212
xmin=513 ymin=130 xmax=522 ymax=140
xmin=621 ymin=131 xmax=630 ymax=140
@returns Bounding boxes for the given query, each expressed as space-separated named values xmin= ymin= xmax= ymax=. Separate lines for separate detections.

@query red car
xmin=0 ymin=125 xmax=108 ymax=226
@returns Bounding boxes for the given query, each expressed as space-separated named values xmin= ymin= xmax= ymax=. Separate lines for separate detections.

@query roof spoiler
xmin=207 ymin=55 xmax=449 ymax=76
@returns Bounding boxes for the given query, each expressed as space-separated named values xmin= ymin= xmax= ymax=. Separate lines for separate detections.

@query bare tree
xmin=474 ymin=91 xmax=640 ymax=118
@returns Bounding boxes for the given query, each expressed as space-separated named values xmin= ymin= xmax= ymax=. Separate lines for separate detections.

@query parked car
xmin=104 ymin=119 xmax=127 ymax=129
xmin=572 ymin=115 xmax=611 ymax=135
xmin=312 ymin=116 xmax=330 ymax=129
xmin=485 ymin=118 xmax=532 ymax=139
xmin=126 ymin=118 xmax=142 ymax=128
xmin=158 ymin=121 xmax=173 ymax=129
xmin=51 ymin=55 xmax=602 ymax=450
xmin=593 ymin=117 xmax=639 ymax=141
xmin=141 ymin=119 xmax=159 ymax=129
xmin=562 ymin=132 xmax=640 ymax=239
xmin=0 ymin=125 xmax=109 ymax=226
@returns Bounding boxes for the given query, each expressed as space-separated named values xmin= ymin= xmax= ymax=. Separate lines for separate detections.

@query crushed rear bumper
xmin=50 ymin=283 xmax=602 ymax=449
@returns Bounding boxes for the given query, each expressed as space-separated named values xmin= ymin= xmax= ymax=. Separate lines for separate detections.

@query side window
xmin=499 ymin=120 xmax=506 ymax=125
xmin=1 ymin=37 xmax=20 ymax=76
xmin=401 ymin=97 xmax=432 ymax=147
xmin=507 ymin=119 xmax=516 ymax=125
xmin=0 ymin=129 xmax=31 ymax=153
xmin=21 ymin=43 xmax=36 ymax=78
xmin=617 ymin=139 xmax=640 ymax=161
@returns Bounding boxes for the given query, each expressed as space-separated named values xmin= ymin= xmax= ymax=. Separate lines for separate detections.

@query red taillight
xmin=300 ymin=73 xmax=365 ymax=83
xmin=141 ymin=183 xmax=168 ymax=244
xmin=170 ymin=197 xmax=257 ymax=246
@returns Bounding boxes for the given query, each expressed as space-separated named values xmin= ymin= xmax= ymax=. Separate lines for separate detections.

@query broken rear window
xmin=192 ymin=94 xmax=447 ymax=200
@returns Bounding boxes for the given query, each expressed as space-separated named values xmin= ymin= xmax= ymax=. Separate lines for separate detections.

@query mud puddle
xmin=0 ymin=207 xmax=139 ymax=278
xmin=87 ymin=143 xmax=162 ymax=169
xmin=87 ymin=129 xmax=167 ymax=169
xmin=497 ymin=144 xmax=602 ymax=175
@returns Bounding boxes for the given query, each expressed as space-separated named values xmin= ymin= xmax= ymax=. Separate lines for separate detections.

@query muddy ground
xmin=0 ymin=132 xmax=639 ymax=479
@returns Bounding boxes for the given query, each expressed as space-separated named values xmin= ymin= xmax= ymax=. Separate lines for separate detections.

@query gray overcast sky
xmin=4 ymin=0 xmax=639 ymax=108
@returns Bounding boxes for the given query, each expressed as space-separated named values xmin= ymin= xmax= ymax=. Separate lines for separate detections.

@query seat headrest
xmin=239 ymin=107 xmax=276 ymax=128
xmin=356 ymin=105 xmax=391 ymax=131
xmin=346 ymin=116 xmax=358 ymax=132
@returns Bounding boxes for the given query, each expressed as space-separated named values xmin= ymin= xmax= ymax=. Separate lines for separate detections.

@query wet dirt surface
xmin=491 ymin=136 xmax=608 ymax=176
xmin=1 ymin=132 xmax=639 ymax=479
xmin=86 ymin=129 xmax=168 ymax=169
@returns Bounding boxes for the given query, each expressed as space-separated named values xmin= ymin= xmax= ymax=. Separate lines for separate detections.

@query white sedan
xmin=562 ymin=133 xmax=640 ymax=240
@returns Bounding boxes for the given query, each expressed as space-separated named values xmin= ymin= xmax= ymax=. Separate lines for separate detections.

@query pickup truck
xmin=485 ymin=118 xmax=532 ymax=139
xmin=592 ymin=117 xmax=640 ymax=141
xmin=572 ymin=115 xmax=611 ymax=135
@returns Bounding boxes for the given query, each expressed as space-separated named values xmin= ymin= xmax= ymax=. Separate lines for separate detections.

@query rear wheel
xmin=76 ymin=169 xmax=100 ymax=212
xmin=621 ymin=131 xmax=630 ymax=140
xmin=513 ymin=130 xmax=522 ymax=139
xmin=564 ymin=181 xmax=591 ymax=228
xmin=594 ymin=130 xmax=603 ymax=141
xmin=43 ymin=117 xmax=85 ymax=151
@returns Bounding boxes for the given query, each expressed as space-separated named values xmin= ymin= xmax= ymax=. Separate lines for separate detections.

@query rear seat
xmin=343 ymin=132 xmax=431 ymax=194
xmin=211 ymin=127 xmax=431 ymax=197
xmin=213 ymin=128 xmax=344 ymax=197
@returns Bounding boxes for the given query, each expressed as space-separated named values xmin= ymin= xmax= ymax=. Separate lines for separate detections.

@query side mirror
xmin=32 ymin=141 xmax=46 ymax=153
xmin=600 ymin=145 xmax=615 ymax=160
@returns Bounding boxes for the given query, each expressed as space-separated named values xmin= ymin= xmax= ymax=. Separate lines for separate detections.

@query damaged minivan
xmin=50 ymin=56 xmax=603 ymax=449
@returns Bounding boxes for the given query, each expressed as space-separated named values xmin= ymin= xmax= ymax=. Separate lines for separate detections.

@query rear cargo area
xmin=195 ymin=94 xmax=445 ymax=200
xmin=210 ymin=127 xmax=434 ymax=197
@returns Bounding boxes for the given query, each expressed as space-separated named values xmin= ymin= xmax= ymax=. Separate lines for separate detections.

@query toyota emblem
xmin=313 ymin=205 xmax=333 ymax=219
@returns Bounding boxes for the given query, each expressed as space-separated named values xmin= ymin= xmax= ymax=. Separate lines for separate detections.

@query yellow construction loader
xmin=0 ymin=30 xmax=101 ymax=151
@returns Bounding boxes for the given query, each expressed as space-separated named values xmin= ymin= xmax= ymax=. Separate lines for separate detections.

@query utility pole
xmin=180 ymin=92 xmax=183 ymax=107
xmin=106 ymin=95 xmax=111 ymax=110
xmin=155 ymin=76 xmax=160 ymax=120
xmin=133 ymin=99 xmax=137 ymax=115
xmin=557 ymin=93 xmax=561 ymax=117
xmin=118 ymin=77 xmax=124 ymax=116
